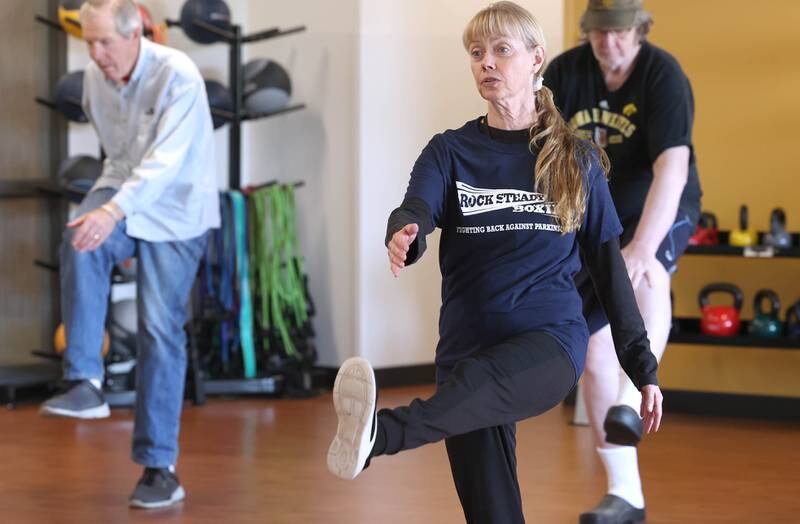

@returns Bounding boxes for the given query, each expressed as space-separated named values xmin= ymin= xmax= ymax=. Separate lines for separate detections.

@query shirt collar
xmin=106 ymin=37 xmax=150 ymax=91
xmin=128 ymin=37 xmax=151 ymax=85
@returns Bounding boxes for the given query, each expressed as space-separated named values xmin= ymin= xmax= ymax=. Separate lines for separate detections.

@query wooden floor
xmin=0 ymin=385 xmax=798 ymax=524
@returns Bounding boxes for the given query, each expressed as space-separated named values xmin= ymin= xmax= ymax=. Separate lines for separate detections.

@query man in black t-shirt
xmin=545 ymin=1 xmax=701 ymax=522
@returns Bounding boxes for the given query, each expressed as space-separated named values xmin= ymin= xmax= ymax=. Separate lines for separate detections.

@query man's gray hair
xmin=80 ymin=0 xmax=142 ymax=38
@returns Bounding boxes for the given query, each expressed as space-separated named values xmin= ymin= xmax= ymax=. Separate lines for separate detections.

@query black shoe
xmin=129 ymin=468 xmax=186 ymax=509
xmin=579 ymin=494 xmax=646 ymax=524
xmin=39 ymin=380 xmax=110 ymax=419
xmin=604 ymin=405 xmax=643 ymax=446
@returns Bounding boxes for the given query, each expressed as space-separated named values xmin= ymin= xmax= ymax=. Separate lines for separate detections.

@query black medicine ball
xmin=58 ymin=155 xmax=103 ymax=201
xmin=180 ymin=0 xmax=232 ymax=44
xmin=205 ymin=79 xmax=233 ymax=129
xmin=54 ymin=70 xmax=87 ymax=123
xmin=59 ymin=0 xmax=84 ymax=10
xmin=243 ymin=59 xmax=292 ymax=115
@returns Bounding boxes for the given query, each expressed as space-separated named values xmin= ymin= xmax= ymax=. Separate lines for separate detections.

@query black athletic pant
xmin=374 ymin=331 xmax=577 ymax=523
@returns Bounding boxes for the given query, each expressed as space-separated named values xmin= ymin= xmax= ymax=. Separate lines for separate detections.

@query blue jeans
xmin=61 ymin=188 xmax=207 ymax=467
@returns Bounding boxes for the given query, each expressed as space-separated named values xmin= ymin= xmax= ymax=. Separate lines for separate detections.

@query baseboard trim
xmin=315 ymin=364 xmax=799 ymax=420
xmin=659 ymin=389 xmax=800 ymax=420
xmin=315 ymin=363 xmax=437 ymax=390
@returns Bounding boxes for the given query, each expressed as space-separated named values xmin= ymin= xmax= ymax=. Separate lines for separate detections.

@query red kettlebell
xmin=699 ymin=283 xmax=743 ymax=336
xmin=689 ymin=211 xmax=719 ymax=246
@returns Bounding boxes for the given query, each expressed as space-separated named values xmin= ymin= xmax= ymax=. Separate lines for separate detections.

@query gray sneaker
xmin=129 ymin=468 xmax=186 ymax=509
xmin=39 ymin=380 xmax=110 ymax=419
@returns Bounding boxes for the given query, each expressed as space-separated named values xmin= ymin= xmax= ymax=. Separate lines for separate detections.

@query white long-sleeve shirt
xmin=83 ymin=37 xmax=220 ymax=241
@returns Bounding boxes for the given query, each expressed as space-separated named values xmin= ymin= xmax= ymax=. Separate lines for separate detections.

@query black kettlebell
xmin=763 ymin=208 xmax=792 ymax=247
xmin=786 ymin=301 xmax=800 ymax=339
xmin=749 ymin=289 xmax=782 ymax=338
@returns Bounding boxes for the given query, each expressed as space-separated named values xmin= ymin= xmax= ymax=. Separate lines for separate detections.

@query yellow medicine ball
xmin=58 ymin=5 xmax=83 ymax=39
xmin=54 ymin=323 xmax=110 ymax=357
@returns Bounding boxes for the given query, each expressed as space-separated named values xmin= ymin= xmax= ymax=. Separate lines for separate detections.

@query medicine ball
xmin=54 ymin=323 xmax=110 ymax=357
xmin=58 ymin=155 xmax=102 ymax=184
xmin=138 ymin=3 xmax=168 ymax=45
xmin=205 ymin=80 xmax=233 ymax=129
xmin=57 ymin=155 xmax=103 ymax=200
xmin=180 ymin=0 xmax=231 ymax=44
xmin=54 ymin=71 xmax=87 ymax=123
xmin=58 ymin=2 xmax=83 ymax=39
xmin=243 ymin=59 xmax=291 ymax=115
xmin=115 ymin=258 xmax=138 ymax=282
xmin=108 ymin=298 xmax=138 ymax=360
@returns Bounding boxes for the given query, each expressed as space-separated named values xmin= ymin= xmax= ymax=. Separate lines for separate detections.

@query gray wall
xmin=0 ymin=0 xmax=64 ymax=364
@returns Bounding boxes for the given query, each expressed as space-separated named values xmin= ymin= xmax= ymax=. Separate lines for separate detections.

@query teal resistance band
xmin=230 ymin=190 xmax=256 ymax=378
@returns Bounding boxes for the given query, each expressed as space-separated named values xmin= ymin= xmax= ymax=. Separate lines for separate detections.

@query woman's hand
xmin=388 ymin=223 xmax=419 ymax=277
xmin=640 ymin=384 xmax=663 ymax=435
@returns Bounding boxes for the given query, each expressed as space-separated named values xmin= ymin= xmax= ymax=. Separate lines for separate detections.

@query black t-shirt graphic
xmin=544 ymin=41 xmax=702 ymax=227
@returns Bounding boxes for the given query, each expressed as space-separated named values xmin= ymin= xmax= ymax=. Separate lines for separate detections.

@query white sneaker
xmin=327 ymin=357 xmax=377 ymax=480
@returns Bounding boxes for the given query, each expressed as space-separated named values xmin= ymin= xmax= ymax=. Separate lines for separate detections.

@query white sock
xmin=597 ymin=446 xmax=645 ymax=509
xmin=616 ymin=372 xmax=642 ymax=413
xmin=88 ymin=379 xmax=102 ymax=391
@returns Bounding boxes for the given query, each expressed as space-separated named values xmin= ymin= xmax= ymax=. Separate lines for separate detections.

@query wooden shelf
xmin=684 ymin=231 xmax=800 ymax=258
xmin=670 ymin=317 xmax=800 ymax=350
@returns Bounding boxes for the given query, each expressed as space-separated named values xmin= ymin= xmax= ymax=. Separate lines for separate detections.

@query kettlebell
xmin=763 ymin=208 xmax=792 ymax=248
xmin=699 ymin=283 xmax=743 ymax=337
xmin=786 ymin=301 xmax=800 ymax=340
xmin=729 ymin=205 xmax=756 ymax=247
xmin=749 ymin=289 xmax=782 ymax=338
xmin=689 ymin=211 xmax=719 ymax=246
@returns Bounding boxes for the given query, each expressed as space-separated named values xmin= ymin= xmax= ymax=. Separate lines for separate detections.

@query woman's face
xmin=468 ymin=34 xmax=543 ymax=104
xmin=587 ymin=27 xmax=639 ymax=71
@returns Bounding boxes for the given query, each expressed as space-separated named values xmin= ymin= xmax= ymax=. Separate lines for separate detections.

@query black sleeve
xmin=645 ymin=56 xmax=694 ymax=163
xmin=584 ymin=236 xmax=659 ymax=389
xmin=385 ymin=196 xmax=435 ymax=266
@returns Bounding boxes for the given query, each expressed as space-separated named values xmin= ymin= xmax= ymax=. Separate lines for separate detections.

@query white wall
xmin=357 ymin=0 xmax=565 ymax=368
xmin=243 ymin=1 xmax=359 ymax=367
xmin=240 ymin=0 xmax=564 ymax=369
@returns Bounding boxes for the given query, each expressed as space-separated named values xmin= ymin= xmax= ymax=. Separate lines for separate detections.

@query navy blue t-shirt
xmin=393 ymin=117 xmax=622 ymax=377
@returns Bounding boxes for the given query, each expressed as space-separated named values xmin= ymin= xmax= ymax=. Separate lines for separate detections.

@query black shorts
xmin=576 ymin=212 xmax=695 ymax=335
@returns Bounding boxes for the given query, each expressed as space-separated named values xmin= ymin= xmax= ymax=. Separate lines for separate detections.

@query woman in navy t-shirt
xmin=327 ymin=2 xmax=663 ymax=522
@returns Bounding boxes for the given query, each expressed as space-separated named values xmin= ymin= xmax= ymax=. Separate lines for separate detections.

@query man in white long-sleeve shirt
xmin=39 ymin=0 xmax=219 ymax=509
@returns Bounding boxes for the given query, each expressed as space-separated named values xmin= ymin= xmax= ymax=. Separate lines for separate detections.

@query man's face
xmin=82 ymin=7 xmax=140 ymax=82
xmin=588 ymin=27 xmax=639 ymax=71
